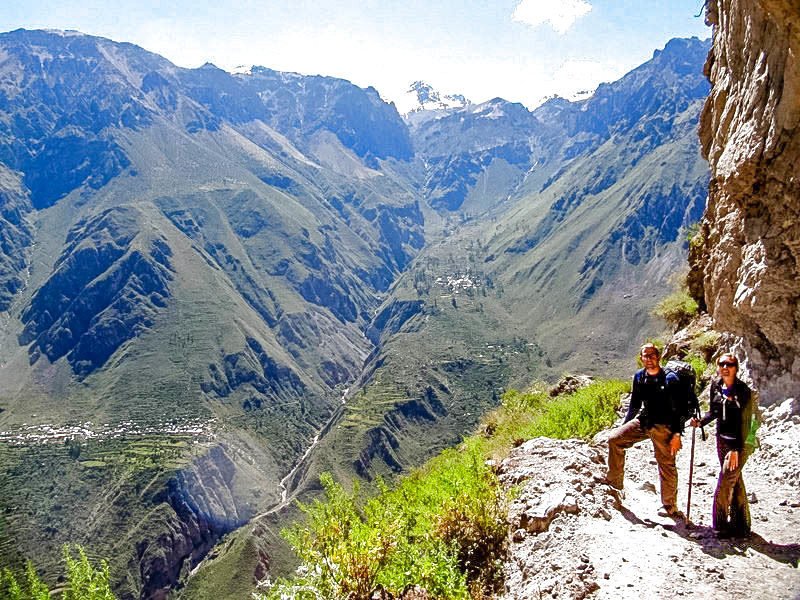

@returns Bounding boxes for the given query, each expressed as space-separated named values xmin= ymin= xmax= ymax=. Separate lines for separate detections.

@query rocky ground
xmin=498 ymin=398 xmax=800 ymax=599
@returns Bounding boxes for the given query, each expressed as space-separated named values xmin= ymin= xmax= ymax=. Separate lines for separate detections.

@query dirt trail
xmin=499 ymin=399 xmax=800 ymax=599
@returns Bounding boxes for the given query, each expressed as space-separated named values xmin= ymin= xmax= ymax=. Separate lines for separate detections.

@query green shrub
xmin=687 ymin=221 xmax=705 ymax=254
xmin=276 ymin=474 xmax=400 ymax=600
xmin=262 ymin=378 xmax=628 ymax=600
xmin=653 ymin=288 xmax=698 ymax=329
xmin=427 ymin=444 xmax=507 ymax=595
xmin=63 ymin=545 xmax=115 ymax=600
xmin=0 ymin=562 xmax=46 ymax=600
xmin=688 ymin=330 xmax=721 ymax=359
xmin=519 ymin=380 xmax=629 ymax=440
xmin=262 ymin=443 xmax=507 ymax=599
xmin=0 ymin=546 xmax=114 ymax=600
xmin=500 ymin=385 xmax=547 ymax=412
xmin=1 ymin=561 xmax=52 ymax=600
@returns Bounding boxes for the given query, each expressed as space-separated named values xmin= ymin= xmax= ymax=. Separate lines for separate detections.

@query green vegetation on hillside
xmin=1 ymin=545 xmax=115 ymax=600
xmin=259 ymin=379 xmax=628 ymax=600
xmin=0 ymin=435 xmax=218 ymax=599
xmin=653 ymin=285 xmax=699 ymax=329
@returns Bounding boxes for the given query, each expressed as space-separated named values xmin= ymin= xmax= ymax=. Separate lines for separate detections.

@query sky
xmin=1 ymin=0 xmax=711 ymax=113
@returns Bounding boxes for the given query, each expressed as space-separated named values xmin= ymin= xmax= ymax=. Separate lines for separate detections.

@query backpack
xmin=744 ymin=401 xmax=763 ymax=452
xmin=663 ymin=359 xmax=700 ymax=426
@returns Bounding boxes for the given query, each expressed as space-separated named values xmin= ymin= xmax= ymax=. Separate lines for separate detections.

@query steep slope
xmin=0 ymin=29 xmax=423 ymax=598
xmin=0 ymin=29 xmax=424 ymax=427
xmin=462 ymin=38 xmax=710 ymax=368
xmin=691 ymin=0 xmax=800 ymax=403
xmin=411 ymin=97 xmax=544 ymax=213
xmin=411 ymin=38 xmax=710 ymax=219
xmin=0 ymin=165 xmax=32 ymax=311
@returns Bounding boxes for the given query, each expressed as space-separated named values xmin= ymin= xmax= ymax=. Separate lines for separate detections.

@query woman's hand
xmin=690 ymin=417 xmax=700 ymax=428
xmin=724 ymin=450 xmax=739 ymax=471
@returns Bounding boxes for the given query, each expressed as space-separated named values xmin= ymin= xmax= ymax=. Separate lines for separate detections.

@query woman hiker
xmin=690 ymin=352 xmax=755 ymax=538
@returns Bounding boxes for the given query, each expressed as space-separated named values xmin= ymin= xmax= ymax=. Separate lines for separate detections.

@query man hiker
xmin=605 ymin=343 xmax=684 ymax=517
xmin=690 ymin=352 xmax=755 ymax=538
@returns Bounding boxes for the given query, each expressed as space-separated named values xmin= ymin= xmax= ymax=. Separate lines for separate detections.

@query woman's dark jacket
xmin=699 ymin=377 xmax=753 ymax=452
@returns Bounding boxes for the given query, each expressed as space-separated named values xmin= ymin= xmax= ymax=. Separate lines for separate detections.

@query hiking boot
xmin=658 ymin=505 xmax=684 ymax=519
xmin=714 ymin=527 xmax=733 ymax=539
xmin=729 ymin=527 xmax=751 ymax=539
xmin=596 ymin=475 xmax=623 ymax=490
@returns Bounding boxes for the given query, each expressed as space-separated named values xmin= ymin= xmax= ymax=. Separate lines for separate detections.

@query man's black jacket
xmin=625 ymin=368 xmax=683 ymax=435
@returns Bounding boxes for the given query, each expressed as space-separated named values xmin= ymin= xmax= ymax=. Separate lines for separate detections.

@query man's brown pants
xmin=606 ymin=419 xmax=678 ymax=508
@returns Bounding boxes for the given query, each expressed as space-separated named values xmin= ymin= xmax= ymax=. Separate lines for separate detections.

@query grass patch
xmin=688 ymin=330 xmax=721 ymax=359
xmin=260 ymin=378 xmax=628 ymax=600
xmin=653 ymin=287 xmax=698 ymax=329
xmin=515 ymin=380 xmax=629 ymax=440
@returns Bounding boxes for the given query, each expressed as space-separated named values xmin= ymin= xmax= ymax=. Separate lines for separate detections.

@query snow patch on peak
xmin=467 ymin=98 xmax=509 ymax=119
xmin=43 ymin=29 xmax=84 ymax=37
xmin=230 ymin=64 xmax=254 ymax=75
xmin=404 ymin=81 xmax=470 ymax=113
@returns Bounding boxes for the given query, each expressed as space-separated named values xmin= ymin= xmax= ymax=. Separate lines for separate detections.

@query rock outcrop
xmin=693 ymin=0 xmax=800 ymax=403
xmin=130 ymin=445 xmax=252 ymax=600
xmin=0 ymin=165 xmax=32 ymax=311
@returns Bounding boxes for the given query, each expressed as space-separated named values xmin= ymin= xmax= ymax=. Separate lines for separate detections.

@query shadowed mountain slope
xmin=0 ymin=164 xmax=32 ymax=311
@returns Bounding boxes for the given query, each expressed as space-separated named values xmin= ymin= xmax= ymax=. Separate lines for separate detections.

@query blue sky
xmin=1 ymin=0 xmax=710 ymax=112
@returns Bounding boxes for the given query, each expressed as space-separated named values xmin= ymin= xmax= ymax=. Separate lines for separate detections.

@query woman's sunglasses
xmin=718 ymin=361 xmax=737 ymax=368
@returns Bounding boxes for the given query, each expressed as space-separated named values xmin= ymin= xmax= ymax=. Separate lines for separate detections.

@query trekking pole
xmin=686 ymin=423 xmax=697 ymax=523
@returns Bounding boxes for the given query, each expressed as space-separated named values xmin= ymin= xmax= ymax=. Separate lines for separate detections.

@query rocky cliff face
xmin=125 ymin=445 xmax=256 ymax=600
xmin=0 ymin=165 xmax=32 ymax=311
xmin=694 ymin=0 xmax=800 ymax=402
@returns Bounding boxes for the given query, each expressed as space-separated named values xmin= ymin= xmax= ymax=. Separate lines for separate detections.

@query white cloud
xmin=117 ymin=8 xmax=630 ymax=114
xmin=547 ymin=58 xmax=623 ymax=100
xmin=512 ymin=0 xmax=593 ymax=34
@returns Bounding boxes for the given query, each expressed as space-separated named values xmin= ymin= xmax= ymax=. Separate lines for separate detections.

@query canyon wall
xmin=694 ymin=0 xmax=800 ymax=402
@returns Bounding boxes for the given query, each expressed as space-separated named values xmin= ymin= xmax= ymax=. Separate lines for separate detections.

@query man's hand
xmin=670 ymin=434 xmax=682 ymax=456
xmin=690 ymin=417 xmax=700 ymax=428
